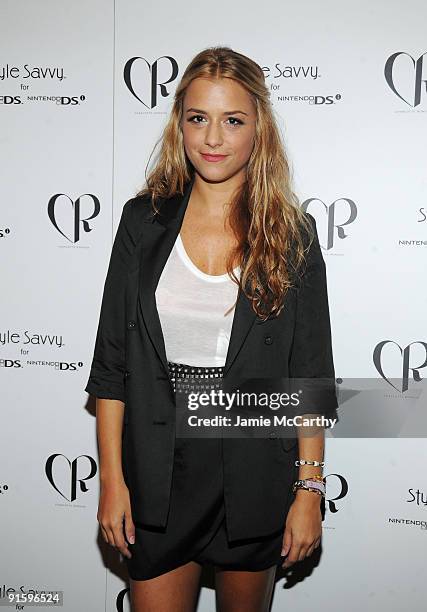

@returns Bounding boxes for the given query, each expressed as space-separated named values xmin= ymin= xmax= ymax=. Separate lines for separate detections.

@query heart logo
xmin=47 ymin=193 xmax=100 ymax=243
xmin=384 ymin=51 xmax=427 ymax=107
xmin=373 ymin=340 xmax=427 ymax=393
xmin=302 ymin=198 xmax=357 ymax=250
xmin=123 ymin=55 xmax=179 ymax=109
xmin=45 ymin=453 xmax=97 ymax=502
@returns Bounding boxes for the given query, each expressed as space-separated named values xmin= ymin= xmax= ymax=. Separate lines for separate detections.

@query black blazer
xmin=85 ymin=174 xmax=338 ymax=541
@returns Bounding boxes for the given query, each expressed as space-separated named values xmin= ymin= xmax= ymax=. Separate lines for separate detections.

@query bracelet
xmin=292 ymin=478 xmax=326 ymax=497
xmin=295 ymin=459 xmax=325 ymax=467
xmin=295 ymin=486 xmax=324 ymax=497
xmin=293 ymin=482 xmax=325 ymax=497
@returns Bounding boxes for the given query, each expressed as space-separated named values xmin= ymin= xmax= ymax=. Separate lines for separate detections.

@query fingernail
xmin=129 ymin=535 xmax=135 ymax=544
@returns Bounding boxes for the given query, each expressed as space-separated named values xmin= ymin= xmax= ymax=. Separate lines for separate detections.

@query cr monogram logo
xmin=384 ymin=51 xmax=427 ymax=107
xmin=124 ymin=55 xmax=179 ymax=109
xmin=373 ymin=341 xmax=427 ymax=393
xmin=45 ymin=454 xmax=97 ymax=502
xmin=48 ymin=193 xmax=100 ymax=243
xmin=301 ymin=198 xmax=357 ymax=249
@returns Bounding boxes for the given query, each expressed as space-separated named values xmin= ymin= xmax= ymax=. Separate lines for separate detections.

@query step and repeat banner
xmin=1 ymin=0 xmax=426 ymax=610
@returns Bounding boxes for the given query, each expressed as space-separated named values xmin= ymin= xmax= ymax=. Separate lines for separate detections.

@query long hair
xmin=136 ymin=46 xmax=315 ymax=320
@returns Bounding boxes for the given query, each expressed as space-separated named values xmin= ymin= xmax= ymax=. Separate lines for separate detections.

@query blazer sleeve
xmin=84 ymin=198 xmax=136 ymax=403
xmin=288 ymin=212 xmax=338 ymax=419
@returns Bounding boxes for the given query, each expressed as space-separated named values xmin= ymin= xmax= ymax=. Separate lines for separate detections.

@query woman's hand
xmin=97 ymin=478 xmax=136 ymax=559
xmin=281 ymin=491 xmax=322 ymax=569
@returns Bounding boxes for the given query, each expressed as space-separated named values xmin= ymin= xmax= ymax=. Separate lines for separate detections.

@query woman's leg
xmin=214 ymin=565 xmax=276 ymax=612
xmin=129 ymin=560 xmax=203 ymax=612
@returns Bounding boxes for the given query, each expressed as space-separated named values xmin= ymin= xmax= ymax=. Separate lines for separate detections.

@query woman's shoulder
xmin=112 ymin=192 xmax=158 ymax=248
xmin=124 ymin=191 xmax=155 ymax=222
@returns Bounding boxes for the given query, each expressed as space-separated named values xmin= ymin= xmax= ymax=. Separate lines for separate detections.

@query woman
xmin=85 ymin=46 xmax=338 ymax=611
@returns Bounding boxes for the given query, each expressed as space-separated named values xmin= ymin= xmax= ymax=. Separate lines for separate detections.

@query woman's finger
xmin=304 ymin=543 xmax=316 ymax=559
xmin=111 ymin=522 xmax=132 ymax=559
xmin=297 ymin=544 xmax=310 ymax=562
xmin=124 ymin=510 xmax=136 ymax=546
xmin=282 ymin=543 xmax=302 ymax=568
xmin=100 ymin=524 xmax=110 ymax=546
xmin=103 ymin=524 xmax=117 ymax=548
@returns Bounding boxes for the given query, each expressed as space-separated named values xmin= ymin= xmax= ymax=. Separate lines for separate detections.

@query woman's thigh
xmin=214 ymin=565 xmax=277 ymax=612
xmin=130 ymin=560 xmax=203 ymax=612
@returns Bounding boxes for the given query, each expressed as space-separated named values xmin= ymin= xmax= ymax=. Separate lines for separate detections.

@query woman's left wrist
xmin=294 ymin=488 xmax=323 ymax=504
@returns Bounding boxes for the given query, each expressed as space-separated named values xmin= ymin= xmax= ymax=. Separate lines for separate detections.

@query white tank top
xmin=155 ymin=233 xmax=241 ymax=367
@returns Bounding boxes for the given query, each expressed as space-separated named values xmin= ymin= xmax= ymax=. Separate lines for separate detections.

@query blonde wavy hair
xmin=137 ymin=45 xmax=315 ymax=320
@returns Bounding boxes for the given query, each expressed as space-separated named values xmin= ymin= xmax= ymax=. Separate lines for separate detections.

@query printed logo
xmin=0 ymin=63 xmax=65 ymax=81
xmin=48 ymin=194 xmax=100 ymax=243
xmin=46 ymin=454 xmax=97 ymax=502
xmin=407 ymin=487 xmax=427 ymax=506
xmin=116 ymin=587 xmax=130 ymax=611
xmin=325 ymin=474 xmax=349 ymax=513
xmin=373 ymin=341 xmax=427 ymax=392
xmin=124 ymin=55 xmax=179 ymax=108
xmin=385 ymin=52 xmax=427 ymax=107
xmin=263 ymin=63 xmax=320 ymax=80
xmin=301 ymin=198 xmax=357 ymax=249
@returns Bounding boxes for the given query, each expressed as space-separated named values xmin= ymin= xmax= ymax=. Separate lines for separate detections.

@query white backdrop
xmin=1 ymin=0 xmax=426 ymax=610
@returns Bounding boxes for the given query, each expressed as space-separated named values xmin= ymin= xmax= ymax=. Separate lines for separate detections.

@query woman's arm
xmin=84 ymin=199 xmax=140 ymax=559
xmin=96 ymin=398 xmax=125 ymax=484
xmin=282 ymin=426 xmax=324 ymax=568
xmin=96 ymin=397 xmax=135 ymax=559
xmin=282 ymin=212 xmax=337 ymax=568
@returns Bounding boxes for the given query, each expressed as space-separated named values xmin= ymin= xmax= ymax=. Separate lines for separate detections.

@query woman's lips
xmin=200 ymin=153 xmax=228 ymax=162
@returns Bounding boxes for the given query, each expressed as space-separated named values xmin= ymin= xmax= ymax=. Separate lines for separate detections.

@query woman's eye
xmin=227 ymin=117 xmax=244 ymax=126
xmin=188 ymin=115 xmax=206 ymax=124
xmin=187 ymin=115 xmax=244 ymax=126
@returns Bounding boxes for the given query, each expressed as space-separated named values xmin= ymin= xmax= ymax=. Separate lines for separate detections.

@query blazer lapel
xmin=138 ymin=174 xmax=257 ymax=381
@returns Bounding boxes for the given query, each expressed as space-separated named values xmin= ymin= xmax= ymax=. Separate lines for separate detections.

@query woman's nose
xmin=204 ymin=121 xmax=223 ymax=147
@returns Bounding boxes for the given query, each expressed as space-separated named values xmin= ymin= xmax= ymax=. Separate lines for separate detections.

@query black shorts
xmin=125 ymin=361 xmax=286 ymax=581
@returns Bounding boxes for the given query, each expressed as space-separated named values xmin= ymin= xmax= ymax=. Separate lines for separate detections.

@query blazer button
xmin=264 ymin=335 xmax=273 ymax=345
xmin=124 ymin=370 xmax=130 ymax=379
xmin=127 ymin=320 xmax=136 ymax=329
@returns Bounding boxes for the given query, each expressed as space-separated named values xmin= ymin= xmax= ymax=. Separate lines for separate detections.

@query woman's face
xmin=181 ymin=77 xmax=256 ymax=184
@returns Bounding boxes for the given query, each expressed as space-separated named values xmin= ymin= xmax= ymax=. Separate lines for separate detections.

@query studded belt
xmin=167 ymin=360 xmax=224 ymax=394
